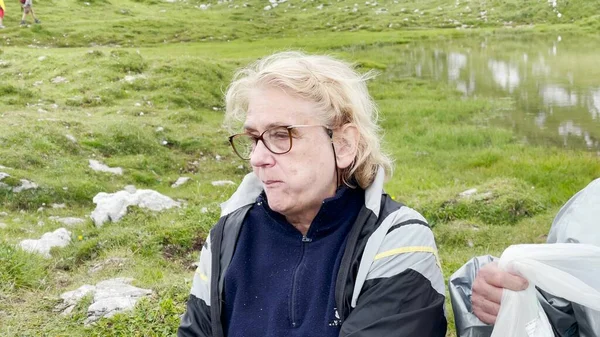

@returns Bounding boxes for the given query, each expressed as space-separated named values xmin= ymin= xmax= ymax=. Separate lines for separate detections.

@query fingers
xmin=471 ymin=261 xmax=529 ymax=324
xmin=480 ymin=261 xmax=529 ymax=291
xmin=473 ymin=268 xmax=504 ymax=304
xmin=471 ymin=294 xmax=500 ymax=324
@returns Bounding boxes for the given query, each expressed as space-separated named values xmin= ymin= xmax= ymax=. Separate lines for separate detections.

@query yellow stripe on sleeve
xmin=374 ymin=246 xmax=441 ymax=270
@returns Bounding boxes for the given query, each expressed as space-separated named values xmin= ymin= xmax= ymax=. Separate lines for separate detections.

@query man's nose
xmin=250 ymin=139 xmax=274 ymax=167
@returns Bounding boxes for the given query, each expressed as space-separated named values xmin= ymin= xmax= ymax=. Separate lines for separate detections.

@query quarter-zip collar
xmin=257 ymin=184 xmax=365 ymax=240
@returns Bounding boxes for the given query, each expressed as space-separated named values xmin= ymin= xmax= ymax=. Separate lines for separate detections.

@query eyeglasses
xmin=229 ymin=124 xmax=333 ymax=160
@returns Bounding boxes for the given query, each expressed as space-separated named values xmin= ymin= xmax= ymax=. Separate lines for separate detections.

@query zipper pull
xmin=302 ymin=236 xmax=312 ymax=243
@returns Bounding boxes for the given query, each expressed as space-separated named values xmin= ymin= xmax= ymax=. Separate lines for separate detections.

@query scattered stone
xmin=0 ymin=223 xmax=7 ymax=229
xmin=51 ymin=76 xmax=69 ymax=84
xmin=38 ymin=56 xmax=47 ymax=61
xmin=122 ymin=74 xmax=146 ymax=83
xmin=85 ymin=278 xmax=153 ymax=324
xmin=19 ymin=228 xmax=71 ymax=258
xmin=200 ymin=207 xmax=208 ymax=213
xmin=57 ymin=284 xmax=96 ymax=315
xmin=89 ymin=159 xmax=123 ymax=175
xmin=66 ymin=134 xmax=77 ymax=143
xmin=91 ymin=186 xmax=181 ymax=227
xmin=0 ymin=212 xmax=7 ymax=217
xmin=49 ymin=216 xmax=86 ymax=226
xmin=56 ymin=277 xmax=152 ymax=323
xmin=52 ymin=203 xmax=66 ymax=209
xmin=88 ymin=257 xmax=129 ymax=274
xmin=155 ymin=126 xmax=164 ymax=132
xmin=459 ymin=188 xmax=477 ymax=197
xmin=171 ymin=177 xmax=190 ymax=188
xmin=38 ymin=108 xmax=48 ymax=113
xmin=467 ymin=240 xmax=474 ymax=248
xmin=13 ymin=179 xmax=39 ymax=193
xmin=211 ymin=180 xmax=235 ymax=186
xmin=215 ymin=155 xmax=221 ymax=161
xmin=0 ymin=172 xmax=9 ymax=180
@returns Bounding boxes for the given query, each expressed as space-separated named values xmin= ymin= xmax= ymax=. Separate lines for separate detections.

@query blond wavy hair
xmin=224 ymin=51 xmax=393 ymax=189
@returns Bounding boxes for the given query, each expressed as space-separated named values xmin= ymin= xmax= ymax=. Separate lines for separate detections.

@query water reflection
xmin=542 ymin=85 xmax=578 ymax=107
xmin=488 ymin=59 xmax=520 ymax=93
xmin=402 ymin=35 xmax=600 ymax=150
xmin=590 ymin=89 xmax=600 ymax=120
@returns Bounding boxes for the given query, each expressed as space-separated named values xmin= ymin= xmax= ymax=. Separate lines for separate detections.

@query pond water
xmin=400 ymin=34 xmax=600 ymax=151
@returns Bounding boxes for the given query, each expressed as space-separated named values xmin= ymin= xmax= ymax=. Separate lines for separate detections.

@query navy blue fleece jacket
xmin=223 ymin=186 xmax=364 ymax=337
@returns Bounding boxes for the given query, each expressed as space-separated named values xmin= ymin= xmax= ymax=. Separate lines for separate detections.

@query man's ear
xmin=334 ymin=123 xmax=360 ymax=169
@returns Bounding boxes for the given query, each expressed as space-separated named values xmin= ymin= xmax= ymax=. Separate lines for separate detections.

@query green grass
xmin=1 ymin=0 xmax=600 ymax=336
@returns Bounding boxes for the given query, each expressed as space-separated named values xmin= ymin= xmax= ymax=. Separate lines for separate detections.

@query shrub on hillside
xmin=418 ymin=178 xmax=546 ymax=226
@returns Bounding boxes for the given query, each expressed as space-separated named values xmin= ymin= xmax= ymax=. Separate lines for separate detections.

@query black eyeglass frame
xmin=228 ymin=124 xmax=333 ymax=160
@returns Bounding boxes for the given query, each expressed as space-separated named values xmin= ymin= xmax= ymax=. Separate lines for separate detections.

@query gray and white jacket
xmin=179 ymin=167 xmax=447 ymax=337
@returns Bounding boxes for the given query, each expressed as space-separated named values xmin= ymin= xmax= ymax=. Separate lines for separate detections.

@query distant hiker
xmin=20 ymin=0 xmax=40 ymax=25
xmin=0 ymin=0 xmax=6 ymax=28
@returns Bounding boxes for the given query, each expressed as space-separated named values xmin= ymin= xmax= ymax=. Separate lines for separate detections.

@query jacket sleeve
xmin=178 ymin=234 xmax=213 ymax=337
xmin=340 ymin=214 xmax=447 ymax=337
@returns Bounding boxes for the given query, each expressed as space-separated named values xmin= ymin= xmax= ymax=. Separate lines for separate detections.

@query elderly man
xmin=178 ymin=52 xmax=447 ymax=337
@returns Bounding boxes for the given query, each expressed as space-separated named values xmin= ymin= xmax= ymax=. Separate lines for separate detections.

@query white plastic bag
xmin=491 ymin=243 xmax=600 ymax=337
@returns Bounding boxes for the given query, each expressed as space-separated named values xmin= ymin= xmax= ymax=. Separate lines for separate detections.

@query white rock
xmin=57 ymin=277 xmax=151 ymax=323
xmin=459 ymin=188 xmax=478 ymax=197
xmin=89 ymin=159 xmax=123 ymax=175
xmin=122 ymin=74 xmax=146 ymax=83
xmin=0 ymin=211 xmax=7 ymax=217
xmin=0 ymin=172 xmax=9 ymax=180
xmin=85 ymin=278 xmax=152 ymax=324
xmin=66 ymin=134 xmax=77 ymax=143
xmin=19 ymin=228 xmax=72 ymax=258
xmin=91 ymin=187 xmax=181 ymax=227
xmin=211 ymin=180 xmax=235 ymax=186
xmin=37 ymin=108 xmax=48 ymax=114
xmin=0 ymin=222 xmax=7 ymax=229
xmin=200 ymin=207 xmax=208 ymax=213
xmin=49 ymin=216 xmax=86 ymax=226
xmin=52 ymin=203 xmax=66 ymax=209
xmin=264 ymin=5 xmax=271 ymax=10
xmin=13 ymin=179 xmax=39 ymax=193
xmin=155 ymin=126 xmax=164 ymax=132
xmin=88 ymin=257 xmax=128 ymax=274
xmin=51 ymin=76 xmax=68 ymax=84
xmin=61 ymin=284 xmax=96 ymax=307
xmin=38 ymin=56 xmax=47 ymax=61
xmin=171 ymin=177 xmax=190 ymax=188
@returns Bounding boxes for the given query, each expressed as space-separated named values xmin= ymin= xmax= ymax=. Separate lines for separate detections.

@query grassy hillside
xmin=1 ymin=0 xmax=600 ymax=336
xmin=0 ymin=0 xmax=598 ymax=48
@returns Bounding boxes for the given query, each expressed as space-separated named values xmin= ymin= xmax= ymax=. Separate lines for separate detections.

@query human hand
xmin=471 ymin=261 xmax=528 ymax=324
